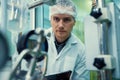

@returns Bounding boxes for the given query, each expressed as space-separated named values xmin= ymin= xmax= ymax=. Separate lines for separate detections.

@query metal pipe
xmin=25 ymin=57 xmax=37 ymax=80
xmin=97 ymin=23 xmax=108 ymax=55
xmin=25 ymin=30 xmax=47 ymax=80
xmin=1 ymin=0 xmax=7 ymax=33
xmin=8 ymin=49 xmax=30 ymax=80
xmin=28 ymin=0 xmax=44 ymax=9
xmin=95 ymin=0 xmax=105 ymax=8
xmin=28 ymin=0 xmax=56 ymax=9
xmin=100 ymin=70 xmax=106 ymax=80
xmin=41 ymin=5 xmax=44 ymax=28
xmin=98 ymin=0 xmax=105 ymax=7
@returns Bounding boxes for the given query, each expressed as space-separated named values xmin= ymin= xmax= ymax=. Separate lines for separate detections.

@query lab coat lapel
xmin=56 ymin=34 xmax=77 ymax=59
xmin=50 ymin=32 xmax=78 ymax=60
xmin=56 ymin=42 xmax=72 ymax=59
xmin=50 ymin=34 xmax=58 ymax=57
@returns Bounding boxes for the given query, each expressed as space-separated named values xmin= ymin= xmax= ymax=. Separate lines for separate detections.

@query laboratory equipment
xmin=84 ymin=0 xmax=119 ymax=80
xmin=91 ymin=1 xmax=113 ymax=80
xmin=28 ymin=0 xmax=56 ymax=9
xmin=17 ymin=29 xmax=48 ymax=62
xmin=9 ymin=29 xmax=49 ymax=80
xmin=8 ymin=0 xmax=30 ymax=32
xmin=113 ymin=0 xmax=120 ymax=10
xmin=0 ymin=32 xmax=9 ymax=69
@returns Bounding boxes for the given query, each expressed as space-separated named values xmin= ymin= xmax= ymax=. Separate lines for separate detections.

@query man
xmin=45 ymin=0 xmax=90 ymax=80
xmin=16 ymin=0 xmax=89 ymax=80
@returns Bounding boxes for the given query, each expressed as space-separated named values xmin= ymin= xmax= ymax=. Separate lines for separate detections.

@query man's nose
xmin=58 ymin=20 xmax=64 ymax=27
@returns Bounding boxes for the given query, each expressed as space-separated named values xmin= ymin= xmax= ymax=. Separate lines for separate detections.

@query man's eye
xmin=53 ymin=17 xmax=60 ymax=22
xmin=63 ymin=18 xmax=72 ymax=22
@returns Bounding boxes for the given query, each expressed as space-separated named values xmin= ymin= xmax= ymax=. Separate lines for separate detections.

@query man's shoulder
xmin=70 ymin=33 xmax=85 ymax=50
xmin=71 ymin=33 xmax=84 ymax=45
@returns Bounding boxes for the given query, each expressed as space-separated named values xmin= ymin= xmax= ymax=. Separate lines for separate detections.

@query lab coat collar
xmin=67 ymin=33 xmax=78 ymax=45
xmin=48 ymin=30 xmax=79 ymax=59
xmin=47 ymin=28 xmax=78 ymax=46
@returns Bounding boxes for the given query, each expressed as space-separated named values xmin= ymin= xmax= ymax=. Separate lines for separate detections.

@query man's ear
xmin=73 ymin=20 xmax=76 ymax=26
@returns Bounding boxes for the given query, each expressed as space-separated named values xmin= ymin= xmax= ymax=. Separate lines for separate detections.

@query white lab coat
xmin=45 ymin=29 xmax=90 ymax=80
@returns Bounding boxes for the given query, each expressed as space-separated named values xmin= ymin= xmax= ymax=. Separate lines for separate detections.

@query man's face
xmin=51 ymin=14 xmax=75 ymax=42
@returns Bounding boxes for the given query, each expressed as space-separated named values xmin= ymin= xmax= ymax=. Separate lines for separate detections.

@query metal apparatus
xmin=0 ymin=0 xmax=53 ymax=79
xmin=85 ymin=0 xmax=116 ymax=80
xmin=28 ymin=0 xmax=56 ymax=9
xmin=91 ymin=0 xmax=113 ymax=80
xmin=8 ymin=29 xmax=49 ymax=80
xmin=0 ymin=32 xmax=9 ymax=69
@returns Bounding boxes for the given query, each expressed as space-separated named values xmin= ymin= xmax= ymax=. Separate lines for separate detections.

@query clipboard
xmin=43 ymin=70 xmax=72 ymax=80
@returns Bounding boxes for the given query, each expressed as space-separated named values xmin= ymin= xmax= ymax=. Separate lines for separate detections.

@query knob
xmin=90 ymin=7 xmax=102 ymax=19
xmin=93 ymin=57 xmax=106 ymax=69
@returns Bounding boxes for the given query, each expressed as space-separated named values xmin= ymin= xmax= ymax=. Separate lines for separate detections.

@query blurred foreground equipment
xmin=0 ymin=32 xmax=9 ymax=69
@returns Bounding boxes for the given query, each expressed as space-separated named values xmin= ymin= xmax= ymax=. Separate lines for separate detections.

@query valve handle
xmin=93 ymin=57 xmax=106 ymax=69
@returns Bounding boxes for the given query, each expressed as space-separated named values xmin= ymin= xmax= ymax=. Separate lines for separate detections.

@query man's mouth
xmin=58 ymin=30 xmax=66 ymax=32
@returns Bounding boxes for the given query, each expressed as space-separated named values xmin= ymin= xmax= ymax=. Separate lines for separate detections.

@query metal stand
xmin=8 ymin=29 xmax=48 ymax=80
xmin=90 ymin=0 xmax=114 ymax=80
